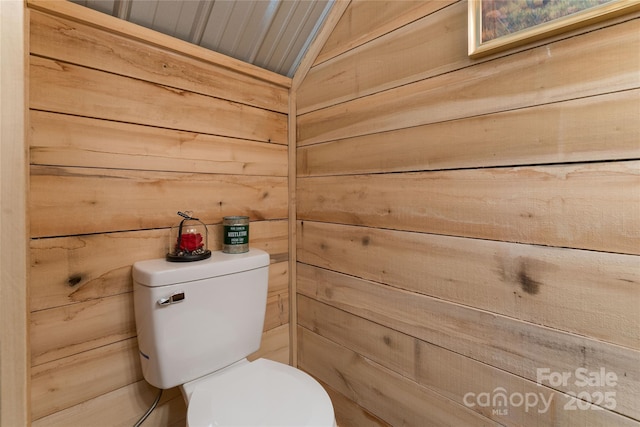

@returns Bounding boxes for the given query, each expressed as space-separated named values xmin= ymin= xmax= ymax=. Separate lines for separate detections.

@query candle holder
xmin=166 ymin=211 xmax=211 ymax=262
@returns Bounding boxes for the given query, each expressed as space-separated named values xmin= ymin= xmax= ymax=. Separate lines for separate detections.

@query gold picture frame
xmin=468 ymin=0 xmax=640 ymax=58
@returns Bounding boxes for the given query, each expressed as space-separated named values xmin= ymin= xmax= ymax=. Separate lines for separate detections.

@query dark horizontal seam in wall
xmin=29 ymin=160 xmax=288 ymax=178
xmin=28 ymin=107 xmax=285 ymax=146
xmin=300 ymin=14 xmax=640 ymax=117
xmin=295 ymin=157 xmax=640 ymax=178
xmin=28 ymin=52 xmax=289 ymax=115
xmin=29 ymin=218 xmax=289 ymax=241
xmin=296 ymin=86 xmax=640 ymax=149
xmin=294 ymin=218 xmax=640 ymax=257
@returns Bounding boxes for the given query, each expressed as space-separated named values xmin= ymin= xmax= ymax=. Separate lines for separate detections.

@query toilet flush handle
xmin=157 ymin=292 xmax=186 ymax=306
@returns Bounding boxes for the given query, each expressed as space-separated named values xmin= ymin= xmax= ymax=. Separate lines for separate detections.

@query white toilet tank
xmin=132 ymin=248 xmax=270 ymax=389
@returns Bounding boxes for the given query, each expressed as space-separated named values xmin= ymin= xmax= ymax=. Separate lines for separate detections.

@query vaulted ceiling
xmin=69 ymin=0 xmax=334 ymax=77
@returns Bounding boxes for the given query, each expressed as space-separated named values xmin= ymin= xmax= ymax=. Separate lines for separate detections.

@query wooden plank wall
xmin=27 ymin=3 xmax=290 ymax=425
xmin=0 ymin=1 xmax=29 ymax=426
xmin=295 ymin=1 xmax=640 ymax=426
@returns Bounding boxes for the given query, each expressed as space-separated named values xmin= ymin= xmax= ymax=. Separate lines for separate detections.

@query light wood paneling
xmin=291 ymin=1 xmax=350 ymax=92
xmin=30 ymin=230 xmax=164 ymax=312
xmin=299 ymin=296 xmax=639 ymax=426
xmin=265 ymin=292 xmax=289 ymax=331
xmin=298 ymin=264 xmax=640 ymax=420
xmin=31 ymin=267 xmax=289 ymax=367
xmin=249 ymin=324 xmax=291 ymax=365
xmin=298 ymin=89 xmax=640 ymax=176
xmin=297 ymin=18 xmax=639 ymax=145
xmin=298 ymin=327 xmax=500 ymax=426
xmin=314 ymin=0 xmax=455 ymax=67
xmin=32 ymin=324 xmax=289 ymax=427
xmin=31 ymin=293 xmax=136 ymax=366
xmin=0 ymin=1 xmax=29 ymax=425
xmin=29 ymin=220 xmax=288 ymax=420
xmin=31 ymin=381 xmax=184 ymax=427
xmin=28 ymin=3 xmax=292 ymax=424
xmin=296 ymin=2 xmax=640 ymax=423
xmin=297 ymin=221 xmax=640 ymax=350
xmin=27 ymin=0 xmax=291 ymax=88
xmin=288 ymin=92 xmax=299 ymax=367
xmin=30 ymin=111 xmax=287 ymax=175
xmin=30 ymin=220 xmax=287 ymax=311
xmin=317 ymin=378 xmax=391 ymax=427
xmin=30 ymin=166 xmax=288 ymax=237
xmin=299 ymin=0 xmax=463 ymax=114
xmin=29 ymin=10 xmax=288 ymax=113
xmin=298 ymin=161 xmax=640 ymax=255
xmin=31 ymin=338 xmax=142 ymax=420
xmin=266 ymin=260 xmax=289 ymax=296
xmin=30 ymin=56 xmax=287 ymax=145
xmin=31 ymin=12 xmax=287 ymax=113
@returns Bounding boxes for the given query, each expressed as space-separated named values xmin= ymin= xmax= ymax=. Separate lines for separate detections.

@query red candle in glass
xmin=179 ymin=232 xmax=202 ymax=252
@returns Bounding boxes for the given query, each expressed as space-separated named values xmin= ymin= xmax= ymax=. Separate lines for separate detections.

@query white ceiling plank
xmin=86 ymin=0 xmax=116 ymax=15
xmin=228 ymin=0 xmax=258 ymax=58
xmin=287 ymin=0 xmax=334 ymax=77
xmin=128 ymin=0 xmax=159 ymax=28
xmin=255 ymin=0 xmax=299 ymax=68
xmin=247 ymin=0 xmax=281 ymax=63
xmin=152 ymin=0 xmax=184 ymax=35
xmin=113 ymin=0 xmax=132 ymax=20
xmin=200 ymin=0 xmax=235 ymax=51
xmin=187 ymin=1 xmax=214 ymax=45
xmin=271 ymin=1 xmax=317 ymax=74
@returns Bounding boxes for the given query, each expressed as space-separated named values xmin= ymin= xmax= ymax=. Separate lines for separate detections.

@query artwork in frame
xmin=468 ymin=0 xmax=640 ymax=58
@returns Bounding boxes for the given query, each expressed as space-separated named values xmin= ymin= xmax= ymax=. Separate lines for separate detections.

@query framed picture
xmin=468 ymin=0 xmax=640 ymax=58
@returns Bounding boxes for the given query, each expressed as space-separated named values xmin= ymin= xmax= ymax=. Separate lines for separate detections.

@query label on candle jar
xmin=224 ymin=226 xmax=248 ymax=245
xmin=223 ymin=216 xmax=249 ymax=253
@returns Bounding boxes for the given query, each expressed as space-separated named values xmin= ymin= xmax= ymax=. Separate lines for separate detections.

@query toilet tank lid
xmin=132 ymin=248 xmax=269 ymax=287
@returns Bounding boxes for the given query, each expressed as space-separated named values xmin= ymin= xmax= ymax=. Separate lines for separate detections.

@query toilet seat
xmin=186 ymin=358 xmax=335 ymax=427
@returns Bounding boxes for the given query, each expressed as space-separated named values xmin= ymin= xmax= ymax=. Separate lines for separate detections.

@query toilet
xmin=132 ymin=248 xmax=335 ymax=426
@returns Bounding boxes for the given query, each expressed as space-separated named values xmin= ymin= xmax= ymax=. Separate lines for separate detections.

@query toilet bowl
xmin=132 ymin=249 xmax=335 ymax=426
xmin=183 ymin=358 xmax=335 ymax=427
